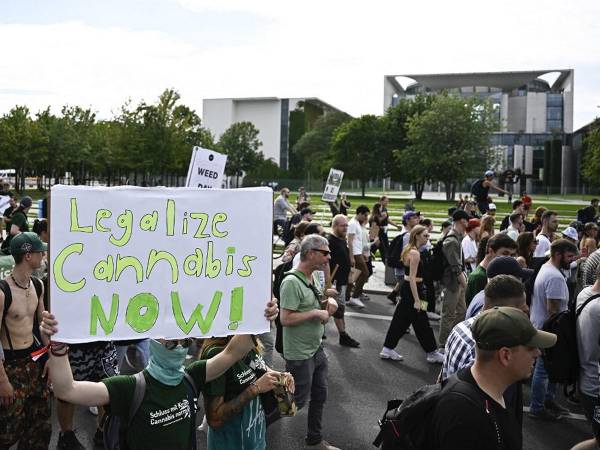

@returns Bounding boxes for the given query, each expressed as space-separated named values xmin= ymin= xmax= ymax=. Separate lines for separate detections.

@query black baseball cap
xmin=452 ymin=209 xmax=470 ymax=222
xmin=487 ymin=256 xmax=533 ymax=280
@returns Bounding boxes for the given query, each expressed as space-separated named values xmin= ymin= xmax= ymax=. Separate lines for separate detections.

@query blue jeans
xmin=529 ymin=357 xmax=557 ymax=412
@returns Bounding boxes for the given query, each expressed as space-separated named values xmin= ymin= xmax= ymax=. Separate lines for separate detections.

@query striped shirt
xmin=441 ymin=316 xmax=477 ymax=381
xmin=582 ymin=250 xmax=600 ymax=287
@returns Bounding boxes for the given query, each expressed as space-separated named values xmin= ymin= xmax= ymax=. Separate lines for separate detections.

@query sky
xmin=1 ymin=0 xmax=599 ymax=129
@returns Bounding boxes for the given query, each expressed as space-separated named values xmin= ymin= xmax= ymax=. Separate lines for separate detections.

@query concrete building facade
xmin=383 ymin=70 xmax=576 ymax=193
xmin=203 ymin=97 xmax=343 ymax=170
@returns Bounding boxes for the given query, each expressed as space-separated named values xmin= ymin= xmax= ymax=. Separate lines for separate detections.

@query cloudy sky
xmin=2 ymin=0 xmax=599 ymax=128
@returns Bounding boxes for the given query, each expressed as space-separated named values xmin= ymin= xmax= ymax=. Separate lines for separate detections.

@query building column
xmin=561 ymin=145 xmax=574 ymax=194
xmin=525 ymin=146 xmax=534 ymax=194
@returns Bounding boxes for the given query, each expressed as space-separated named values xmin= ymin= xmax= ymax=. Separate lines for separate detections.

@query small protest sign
xmin=321 ymin=169 xmax=344 ymax=202
xmin=0 ymin=195 xmax=10 ymax=215
xmin=186 ymin=147 xmax=227 ymax=188
xmin=49 ymin=185 xmax=272 ymax=343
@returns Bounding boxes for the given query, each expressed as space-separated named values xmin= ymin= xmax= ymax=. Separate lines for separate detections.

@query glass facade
xmin=546 ymin=93 xmax=563 ymax=132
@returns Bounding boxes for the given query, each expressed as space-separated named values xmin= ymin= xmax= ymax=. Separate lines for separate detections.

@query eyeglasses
xmin=313 ymin=249 xmax=331 ymax=256
xmin=163 ymin=338 xmax=192 ymax=350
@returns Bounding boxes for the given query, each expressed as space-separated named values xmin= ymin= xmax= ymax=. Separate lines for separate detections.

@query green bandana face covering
xmin=146 ymin=339 xmax=187 ymax=385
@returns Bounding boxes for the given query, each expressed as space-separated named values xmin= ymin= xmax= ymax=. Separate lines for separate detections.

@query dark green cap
xmin=472 ymin=306 xmax=557 ymax=350
xmin=10 ymin=232 xmax=48 ymax=255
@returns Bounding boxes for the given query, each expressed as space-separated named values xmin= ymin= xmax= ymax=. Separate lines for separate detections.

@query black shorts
xmin=580 ymin=392 xmax=600 ymax=444
xmin=68 ymin=342 xmax=119 ymax=382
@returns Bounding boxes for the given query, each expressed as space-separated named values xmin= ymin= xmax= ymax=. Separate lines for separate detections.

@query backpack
xmin=470 ymin=179 xmax=486 ymax=199
xmin=373 ymin=374 xmax=502 ymax=450
xmin=387 ymin=232 xmax=408 ymax=269
xmin=282 ymin=215 xmax=300 ymax=246
xmin=429 ymin=234 xmax=457 ymax=282
xmin=102 ymin=371 xmax=198 ymax=450
xmin=542 ymin=293 xmax=600 ymax=396
xmin=0 ymin=277 xmax=44 ymax=354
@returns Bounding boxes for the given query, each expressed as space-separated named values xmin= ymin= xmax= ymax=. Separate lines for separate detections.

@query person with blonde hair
xmin=379 ymin=225 xmax=444 ymax=363
xmin=478 ymin=215 xmax=496 ymax=242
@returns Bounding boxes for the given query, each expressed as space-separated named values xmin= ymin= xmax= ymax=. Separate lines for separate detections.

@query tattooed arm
xmin=205 ymin=371 xmax=279 ymax=428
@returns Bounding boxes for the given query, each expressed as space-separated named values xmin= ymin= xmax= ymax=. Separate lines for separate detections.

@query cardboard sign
xmin=185 ymin=147 xmax=227 ymax=188
xmin=321 ymin=169 xmax=344 ymax=202
xmin=49 ymin=185 xmax=272 ymax=343
xmin=0 ymin=195 xmax=10 ymax=215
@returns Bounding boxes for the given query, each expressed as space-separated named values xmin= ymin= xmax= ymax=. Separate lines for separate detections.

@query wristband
xmin=50 ymin=342 xmax=69 ymax=357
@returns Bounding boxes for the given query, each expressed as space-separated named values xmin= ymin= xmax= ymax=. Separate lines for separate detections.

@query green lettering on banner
xmin=140 ymin=211 xmax=158 ymax=232
xmin=95 ymin=209 xmax=112 ymax=232
xmin=237 ymin=255 xmax=257 ymax=277
xmin=228 ymin=286 xmax=244 ymax=330
xmin=166 ymin=199 xmax=175 ymax=236
xmin=190 ymin=213 xmax=209 ymax=238
xmin=90 ymin=294 xmax=119 ymax=335
xmin=183 ymin=249 xmax=203 ymax=277
xmin=146 ymin=250 xmax=179 ymax=283
xmin=53 ymin=243 xmax=86 ymax=292
xmin=109 ymin=210 xmax=133 ymax=247
xmin=171 ymin=290 xmax=222 ymax=334
xmin=69 ymin=198 xmax=93 ymax=233
xmin=115 ymin=255 xmax=144 ymax=283
xmin=211 ymin=213 xmax=228 ymax=238
xmin=93 ymin=256 xmax=114 ymax=282
xmin=225 ymin=247 xmax=235 ymax=275
xmin=126 ymin=293 xmax=159 ymax=333
xmin=205 ymin=241 xmax=221 ymax=278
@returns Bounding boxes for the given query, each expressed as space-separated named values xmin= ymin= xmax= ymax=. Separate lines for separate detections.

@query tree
xmin=400 ymin=94 xmax=498 ymax=200
xmin=218 ymin=121 xmax=263 ymax=187
xmin=291 ymin=111 xmax=352 ymax=178
xmin=582 ymin=120 xmax=600 ymax=188
xmin=330 ymin=115 xmax=382 ymax=197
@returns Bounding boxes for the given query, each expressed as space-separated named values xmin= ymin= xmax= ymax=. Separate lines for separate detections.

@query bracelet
xmin=50 ymin=342 xmax=69 ymax=357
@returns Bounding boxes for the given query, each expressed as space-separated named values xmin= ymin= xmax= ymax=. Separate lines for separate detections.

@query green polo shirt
xmin=280 ymin=270 xmax=323 ymax=361
xmin=465 ymin=265 xmax=487 ymax=306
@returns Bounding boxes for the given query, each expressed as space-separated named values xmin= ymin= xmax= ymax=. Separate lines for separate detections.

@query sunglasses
xmin=313 ymin=249 xmax=331 ymax=256
xmin=163 ymin=338 xmax=193 ymax=350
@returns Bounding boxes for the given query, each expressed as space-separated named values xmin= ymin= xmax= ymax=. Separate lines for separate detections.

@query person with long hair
xmin=201 ymin=336 xmax=294 ymax=450
xmin=531 ymin=206 xmax=547 ymax=235
xmin=379 ymin=225 xmax=444 ymax=363
xmin=580 ymin=222 xmax=599 ymax=258
xmin=478 ymin=215 xmax=495 ymax=242
xmin=516 ymin=232 xmax=537 ymax=268
xmin=282 ymin=221 xmax=310 ymax=263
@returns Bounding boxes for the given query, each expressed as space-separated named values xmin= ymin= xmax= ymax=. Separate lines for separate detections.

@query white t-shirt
xmin=576 ymin=287 xmax=600 ymax=397
xmin=505 ymin=226 xmax=519 ymax=242
xmin=347 ymin=218 xmax=363 ymax=256
xmin=461 ymin=234 xmax=478 ymax=273
xmin=361 ymin=226 xmax=370 ymax=257
xmin=534 ymin=234 xmax=551 ymax=258
xmin=530 ymin=262 xmax=569 ymax=329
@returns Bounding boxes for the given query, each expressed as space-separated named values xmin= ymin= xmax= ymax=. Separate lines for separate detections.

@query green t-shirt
xmin=102 ymin=360 xmax=206 ymax=450
xmin=465 ymin=265 xmax=487 ymax=306
xmin=203 ymin=346 xmax=267 ymax=450
xmin=10 ymin=211 xmax=28 ymax=233
xmin=280 ymin=270 xmax=324 ymax=360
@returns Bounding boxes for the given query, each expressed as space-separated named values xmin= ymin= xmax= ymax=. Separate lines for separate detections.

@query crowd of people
xmin=2 ymin=175 xmax=600 ymax=449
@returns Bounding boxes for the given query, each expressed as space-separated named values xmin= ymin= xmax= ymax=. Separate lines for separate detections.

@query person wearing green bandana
xmin=40 ymin=299 xmax=279 ymax=450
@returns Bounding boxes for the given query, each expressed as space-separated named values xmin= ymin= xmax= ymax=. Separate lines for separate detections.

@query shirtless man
xmin=0 ymin=232 xmax=51 ymax=449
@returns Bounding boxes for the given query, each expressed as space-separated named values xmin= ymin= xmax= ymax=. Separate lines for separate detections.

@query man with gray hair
xmin=280 ymin=234 xmax=340 ymax=450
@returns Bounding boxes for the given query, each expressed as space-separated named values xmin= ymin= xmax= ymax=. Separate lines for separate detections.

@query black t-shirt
xmin=327 ymin=233 xmax=351 ymax=289
xmin=430 ymin=368 xmax=521 ymax=450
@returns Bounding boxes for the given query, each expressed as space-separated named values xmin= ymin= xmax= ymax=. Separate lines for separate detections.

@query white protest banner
xmin=186 ymin=147 xmax=227 ymax=188
xmin=321 ymin=168 xmax=344 ymax=202
xmin=49 ymin=185 xmax=272 ymax=343
xmin=0 ymin=195 xmax=10 ymax=215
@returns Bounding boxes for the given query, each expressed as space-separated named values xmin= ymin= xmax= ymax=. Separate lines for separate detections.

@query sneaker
xmin=89 ymin=406 xmax=98 ymax=415
xmin=305 ymin=439 xmax=342 ymax=450
xmin=93 ymin=428 xmax=104 ymax=447
xmin=197 ymin=414 xmax=208 ymax=432
xmin=544 ymin=399 xmax=570 ymax=416
xmin=339 ymin=333 xmax=360 ymax=348
xmin=528 ymin=408 xmax=563 ymax=421
xmin=379 ymin=347 xmax=404 ymax=361
xmin=360 ymin=293 xmax=370 ymax=301
xmin=386 ymin=291 xmax=398 ymax=305
xmin=347 ymin=297 xmax=365 ymax=308
xmin=57 ymin=431 xmax=85 ymax=450
xmin=426 ymin=312 xmax=441 ymax=321
xmin=426 ymin=351 xmax=444 ymax=364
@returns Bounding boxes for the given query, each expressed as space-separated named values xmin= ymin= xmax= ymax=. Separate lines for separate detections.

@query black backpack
xmin=470 ymin=179 xmax=486 ymax=199
xmin=387 ymin=232 xmax=408 ymax=269
xmin=0 ymin=277 xmax=44 ymax=354
xmin=429 ymin=234 xmax=457 ymax=282
xmin=102 ymin=371 xmax=198 ymax=450
xmin=542 ymin=293 xmax=600 ymax=396
xmin=373 ymin=374 xmax=502 ymax=450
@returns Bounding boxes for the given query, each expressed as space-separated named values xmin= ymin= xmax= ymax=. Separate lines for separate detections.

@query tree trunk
xmin=414 ymin=180 xmax=425 ymax=200
xmin=361 ymin=179 xmax=366 ymax=198
xmin=444 ymin=181 xmax=453 ymax=201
